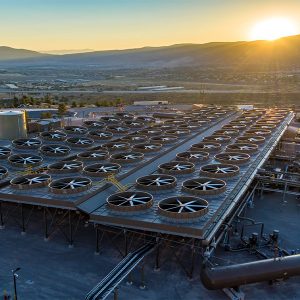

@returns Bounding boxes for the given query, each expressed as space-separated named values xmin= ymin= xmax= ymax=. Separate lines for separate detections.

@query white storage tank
xmin=0 ymin=111 xmax=27 ymax=140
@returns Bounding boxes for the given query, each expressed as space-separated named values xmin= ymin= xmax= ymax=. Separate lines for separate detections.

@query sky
xmin=0 ymin=0 xmax=300 ymax=52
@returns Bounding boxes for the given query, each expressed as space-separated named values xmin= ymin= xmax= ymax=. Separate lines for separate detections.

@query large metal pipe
xmin=201 ymin=254 xmax=300 ymax=290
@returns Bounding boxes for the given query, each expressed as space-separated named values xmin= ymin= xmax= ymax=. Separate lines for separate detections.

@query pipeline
xmin=201 ymin=254 xmax=300 ymax=290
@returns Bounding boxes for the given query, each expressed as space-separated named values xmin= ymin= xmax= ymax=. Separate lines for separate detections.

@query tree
xmin=44 ymin=95 xmax=52 ymax=105
xmin=115 ymin=98 xmax=122 ymax=105
xmin=13 ymin=96 xmax=20 ymax=108
xmin=71 ymin=101 xmax=77 ymax=108
xmin=58 ymin=103 xmax=67 ymax=117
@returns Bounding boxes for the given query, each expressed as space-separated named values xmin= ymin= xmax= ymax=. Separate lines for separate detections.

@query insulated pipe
xmin=201 ymin=254 xmax=300 ymax=290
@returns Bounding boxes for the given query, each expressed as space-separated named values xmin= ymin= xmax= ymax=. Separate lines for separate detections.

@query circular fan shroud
xmin=83 ymin=120 xmax=105 ymax=128
xmin=176 ymin=151 xmax=209 ymax=162
xmin=110 ymin=152 xmax=144 ymax=164
xmin=214 ymin=152 xmax=250 ymax=165
xmin=158 ymin=161 xmax=195 ymax=175
xmin=250 ymin=124 xmax=276 ymax=131
xmin=64 ymin=126 xmax=88 ymax=135
xmin=12 ymin=138 xmax=42 ymax=149
xmin=0 ymin=166 xmax=8 ymax=180
xmin=191 ymin=142 xmax=222 ymax=153
xmin=102 ymin=142 xmax=130 ymax=152
xmin=49 ymin=177 xmax=92 ymax=194
xmin=114 ymin=112 xmax=134 ymax=120
xmin=136 ymin=116 xmax=155 ymax=123
xmin=136 ymin=174 xmax=177 ymax=190
xmin=182 ymin=177 xmax=226 ymax=196
xmin=88 ymin=130 xmax=113 ymax=140
xmin=47 ymin=161 xmax=83 ymax=174
xmin=257 ymin=119 xmax=281 ymax=125
xmin=66 ymin=137 xmax=94 ymax=148
xmin=122 ymin=135 xmax=148 ymax=144
xmin=100 ymin=116 xmax=121 ymax=124
xmin=200 ymin=163 xmax=239 ymax=178
xmin=124 ymin=121 xmax=144 ymax=128
xmin=83 ymin=163 xmax=121 ymax=177
xmin=40 ymin=131 xmax=67 ymax=141
xmin=77 ymin=150 xmax=109 ymax=161
xmin=222 ymin=124 xmax=246 ymax=131
xmin=150 ymin=135 xmax=178 ymax=144
xmin=107 ymin=126 xmax=130 ymax=134
xmin=0 ymin=146 xmax=11 ymax=159
xmin=107 ymin=191 xmax=153 ymax=212
xmin=40 ymin=145 xmax=71 ymax=156
xmin=10 ymin=174 xmax=51 ymax=189
xmin=165 ymin=129 xmax=190 ymax=136
xmin=236 ymin=136 xmax=265 ymax=144
xmin=132 ymin=143 xmax=163 ymax=153
xmin=244 ymin=129 xmax=272 ymax=136
xmin=138 ymin=129 xmax=163 ymax=136
xmin=8 ymin=154 xmax=43 ymax=168
xmin=213 ymin=129 xmax=239 ymax=137
xmin=203 ymin=135 xmax=231 ymax=144
xmin=226 ymin=143 xmax=258 ymax=154
xmin=158 ymin=196 xmax=209 ymax=219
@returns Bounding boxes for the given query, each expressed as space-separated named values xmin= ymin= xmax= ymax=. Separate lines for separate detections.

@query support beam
xmin=154 ymin=240 xmax=160 ymax=271
xmin=0 ymin=202 xmax=4 ymax=229
xmin=189 ymin=239 xmax=196 ymax=280
xmin=21 ymin=204 xmax=26 ymax=235
xmin=43 ymin=207 xmax=49 ymax=241
xmin=68 ymin=210 xmax=74 ymax=248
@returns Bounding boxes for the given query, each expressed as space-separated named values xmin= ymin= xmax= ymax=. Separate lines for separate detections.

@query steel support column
xmin=21 ymin=204 xmax=26 ymax=234
xmin=68 ymin=210 xmax=74 ymax=248
xmin=189 ymin=239 xmax=196 ymax=280
xmin=0 ymin=202 xmax=4 ymax=229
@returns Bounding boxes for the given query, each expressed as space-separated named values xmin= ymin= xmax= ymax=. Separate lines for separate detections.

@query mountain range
xmin=1 ymin=34 xmax=300 ymax=68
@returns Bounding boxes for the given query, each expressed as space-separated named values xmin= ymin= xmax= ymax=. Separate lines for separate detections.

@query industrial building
xmin=0 ymin=105 xmax=299 ymax=299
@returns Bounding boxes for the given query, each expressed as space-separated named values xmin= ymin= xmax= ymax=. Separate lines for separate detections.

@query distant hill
xmin=1 ymin=34 xmax=300 ymax=68
xmin=0 ymin=46 xmax=49 ymax=61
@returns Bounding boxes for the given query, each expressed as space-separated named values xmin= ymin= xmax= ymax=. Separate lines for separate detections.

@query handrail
xmin=85 ymin=243 xmax=155 ymax=300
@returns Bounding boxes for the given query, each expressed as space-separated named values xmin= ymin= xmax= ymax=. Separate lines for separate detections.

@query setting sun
xmin=250 ymin=18 xmax=297 ymax=41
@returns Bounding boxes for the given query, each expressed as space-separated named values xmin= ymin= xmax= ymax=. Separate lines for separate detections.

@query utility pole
xmin=12 ymin=268 xmax=21 ymax=300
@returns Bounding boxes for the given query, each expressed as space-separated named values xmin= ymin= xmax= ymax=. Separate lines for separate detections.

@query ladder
xmin=105 ymin=174 xmax=128 ymax=192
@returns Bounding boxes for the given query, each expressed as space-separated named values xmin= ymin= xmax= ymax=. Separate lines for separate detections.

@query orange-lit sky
xmin=0 ymin=0 xmax=300 ymax=53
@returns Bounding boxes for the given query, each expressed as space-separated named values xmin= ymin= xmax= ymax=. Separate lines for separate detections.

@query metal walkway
xmin=85 ymin=243 xmax=155 ymax=300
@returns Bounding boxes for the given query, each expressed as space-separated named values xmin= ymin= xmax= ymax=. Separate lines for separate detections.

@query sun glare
xmin=250 ymin=18 xmax=297 ymax=41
